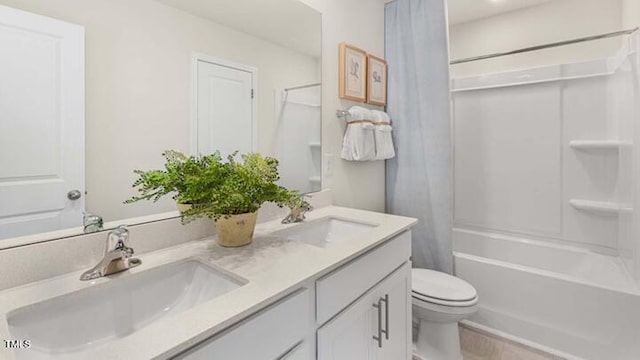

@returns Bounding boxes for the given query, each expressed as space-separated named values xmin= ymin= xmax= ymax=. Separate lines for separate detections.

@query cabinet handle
xmin=381 ymin=294 xmax=389 ymax=340
xmin=372 ymin=298 xmax=383 ymax=348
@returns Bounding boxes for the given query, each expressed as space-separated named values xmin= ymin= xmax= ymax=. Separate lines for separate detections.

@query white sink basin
xmin=275 ymin=217 xmax=377 ymax=247
xmin=7 ymin=260 xmax=245 ymax=359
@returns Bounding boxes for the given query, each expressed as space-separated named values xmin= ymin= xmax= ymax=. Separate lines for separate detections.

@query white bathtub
xmin=453 ymin=228 xmax=640 ymax=360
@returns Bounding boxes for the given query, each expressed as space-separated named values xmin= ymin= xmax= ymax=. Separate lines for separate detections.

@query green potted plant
xmin=124 ymin=150 xmax=212 ymax=213
xmin=126 ymin=150 xmax=303 ymax=247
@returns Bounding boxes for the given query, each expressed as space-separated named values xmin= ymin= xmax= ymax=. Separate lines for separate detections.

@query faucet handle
xmin=281 ymin=194 xmax=313 ymax=224
xmin=294 ymin=193 xmax=312 ymax=205
xmin=83 ymin=212 xmax=103 ymax=233
xmin=300 ymin=194 xmax=313 ymax=211
xmin=106 ymin=225 xmax=130 ymax=252
xmin=120 ymin=245 xmax=134 ymax=259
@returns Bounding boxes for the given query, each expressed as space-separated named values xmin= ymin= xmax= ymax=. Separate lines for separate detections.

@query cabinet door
xmin=376 ymin=262 xmax=412 ymax=360
xmin=317 ymin=262 xmax=412 ymax=360
xmin=317 ymin=290 xmax=379 ymax=360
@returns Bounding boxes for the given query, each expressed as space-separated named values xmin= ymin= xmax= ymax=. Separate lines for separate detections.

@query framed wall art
xmin=366 ymin=54 xmax=387 ymax=106
xmin=339 ymin=43 xmax=367 ymax=102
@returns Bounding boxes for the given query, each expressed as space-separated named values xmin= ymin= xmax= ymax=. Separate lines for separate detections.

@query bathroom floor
xmin=413 ymin=324 xmax=565 ymax=360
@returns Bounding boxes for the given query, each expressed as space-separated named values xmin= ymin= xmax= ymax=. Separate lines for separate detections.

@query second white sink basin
xmin=7 ymin=259 xmax=245 ymax=359
xmin=275 ymin=217 xmax=377 ymax=247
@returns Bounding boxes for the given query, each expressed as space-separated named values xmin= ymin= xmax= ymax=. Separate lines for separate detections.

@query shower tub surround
xmin=0 ymin=204 xmax=416 ymax=359
xmin=452 ymin=33 xmax=640 ymax=359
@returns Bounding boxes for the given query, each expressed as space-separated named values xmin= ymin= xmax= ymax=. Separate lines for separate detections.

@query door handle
xmin=372 ymin=298 xmax=383 ymax=348
xmin=67 ymin=190 xmax=82 ymax=200
xmin=381 ymin=294 xmax=389 ymax=340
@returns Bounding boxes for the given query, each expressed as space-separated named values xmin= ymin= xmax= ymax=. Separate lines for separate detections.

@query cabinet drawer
xmin=176 ymin=289 xmax=310 ymax=360
xmin=316 ymin=231 xmax=411 ymax=325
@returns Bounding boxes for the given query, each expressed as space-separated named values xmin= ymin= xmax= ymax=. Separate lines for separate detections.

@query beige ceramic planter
xmin=214 ymin=212 xmax=258 ymax=247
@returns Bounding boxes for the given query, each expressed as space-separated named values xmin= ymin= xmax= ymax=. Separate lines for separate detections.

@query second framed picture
xmin=366 ymin=54 xmax=387 ymax=106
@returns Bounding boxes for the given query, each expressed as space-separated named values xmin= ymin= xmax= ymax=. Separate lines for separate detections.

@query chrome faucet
xmin=282 ymin=195 xmax=313 ymax=224
xmin=83 ymin=212 xmax=103 ymax=233
xmin=80 ymin=225 xmax=141 ymax=281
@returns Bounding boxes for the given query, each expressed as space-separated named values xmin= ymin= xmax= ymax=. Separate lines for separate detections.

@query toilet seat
xmin=412 ymin=291 xmax=478 ymax=307
xmin=412 ymin=269 xmax=478 ymax=307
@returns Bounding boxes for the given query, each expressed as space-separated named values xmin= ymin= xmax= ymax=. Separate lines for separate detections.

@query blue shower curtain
xmin=385 ymin=0 xmax=453 ymax=273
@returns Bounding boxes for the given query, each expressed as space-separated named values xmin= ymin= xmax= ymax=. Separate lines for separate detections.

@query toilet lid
xmin=412 ymin=269 xmax=477 ymax=302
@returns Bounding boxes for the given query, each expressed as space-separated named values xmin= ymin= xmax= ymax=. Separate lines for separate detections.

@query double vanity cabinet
xmin=178 ymin=232 xmax=412 ymax=360
xmin=0 ymin=206 xmax=416 ymax=360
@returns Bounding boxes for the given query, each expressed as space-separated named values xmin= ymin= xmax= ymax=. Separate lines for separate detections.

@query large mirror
xmin=0 ymin=0 xmax=322 ymax=244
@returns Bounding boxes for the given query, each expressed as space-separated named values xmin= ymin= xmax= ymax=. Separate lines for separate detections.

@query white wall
xmin=449 ymin=0 xmax=624 ymax=77
xmin=623 ymin=0 xmax=640 ymax=28
xmin=0 ymin=0 xmax=319 ymax=221
xmin=303 ymin=0 xmax=388 ymax=212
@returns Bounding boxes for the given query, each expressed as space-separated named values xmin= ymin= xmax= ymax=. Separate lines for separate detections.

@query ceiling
xmin=156 ymin=0 xmax=321 ymax=58
xmin=447 ymin=0 xmax=559 ymax=25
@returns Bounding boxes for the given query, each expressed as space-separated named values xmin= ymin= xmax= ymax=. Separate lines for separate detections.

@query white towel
xmin=371 ymin=110 xmax=395 ymax=160
xmin=347 ymin=106 xmax=371 ymax=121
xmin=341 ymin=107 xmax=376 ymax=161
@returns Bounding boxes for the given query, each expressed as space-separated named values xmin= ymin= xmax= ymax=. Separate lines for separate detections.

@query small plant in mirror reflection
xmin=125 ymin=150 xmax=306 ymax=222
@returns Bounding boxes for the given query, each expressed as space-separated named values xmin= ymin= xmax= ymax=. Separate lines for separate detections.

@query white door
xmin=195 ymin=56 xmax=256 ymax=157
xmin=0 ymin=5 xmax=85 ymax=239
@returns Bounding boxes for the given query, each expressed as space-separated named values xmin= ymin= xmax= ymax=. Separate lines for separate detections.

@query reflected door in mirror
xmin=195 ymin=57 xmax=256 ymax=157
xmin=0 ymin=6 xmax=85 ymax=239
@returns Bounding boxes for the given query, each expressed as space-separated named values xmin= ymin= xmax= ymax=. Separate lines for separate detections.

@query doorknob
xmin=67 ymin=190 xmax=82 ymax=200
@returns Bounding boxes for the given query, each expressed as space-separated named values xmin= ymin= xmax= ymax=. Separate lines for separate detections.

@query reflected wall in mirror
xmin=0 ymin=0 xmax=322 ymax=243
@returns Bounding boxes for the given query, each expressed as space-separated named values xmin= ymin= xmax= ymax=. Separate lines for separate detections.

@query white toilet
xmin=412 ymin=268 xmax=479 ymax=360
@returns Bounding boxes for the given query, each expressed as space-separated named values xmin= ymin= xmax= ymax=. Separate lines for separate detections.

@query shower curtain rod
xmin=284 ymin=83 xmax=321 ymax=91
xmin=450 ymin=27 xmax=639 ymax=65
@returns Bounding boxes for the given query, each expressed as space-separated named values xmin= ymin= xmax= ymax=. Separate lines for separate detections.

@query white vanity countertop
xmin=0 ymin=206 xmax=417 ymax=360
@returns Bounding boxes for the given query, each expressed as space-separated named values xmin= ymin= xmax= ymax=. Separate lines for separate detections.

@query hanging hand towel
xmin=371 ymin=110 xmax=395 ymax=160
xmin=341 ymin=106 xmax=376 ymax=161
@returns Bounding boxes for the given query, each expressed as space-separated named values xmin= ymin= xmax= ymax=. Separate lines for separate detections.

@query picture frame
xmin=339 ymin=43 xmax=367 ymax=102
xmin=366 ymin=54 xmax=387 ymax=106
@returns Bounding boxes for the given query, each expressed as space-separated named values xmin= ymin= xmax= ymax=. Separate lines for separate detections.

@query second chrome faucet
xmin=80 ymin=225 xmax=141 ymax=281
xmin=281 ymin=195 xmax=313 ymax=224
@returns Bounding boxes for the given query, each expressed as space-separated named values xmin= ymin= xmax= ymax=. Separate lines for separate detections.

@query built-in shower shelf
xmin=569 ymin=140 xmax=623 ymax=151
xmin=569 ymin=199 xmax=633 ymax=215
xmin=309 ymin=176 xmax=321 ymax=183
